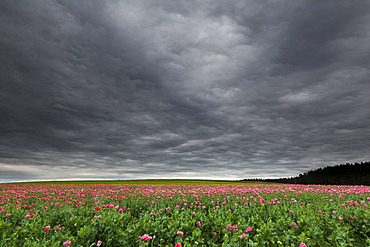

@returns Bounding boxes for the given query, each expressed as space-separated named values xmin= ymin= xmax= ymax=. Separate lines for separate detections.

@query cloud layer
xmin=1 ymin=0 xmax=370 ymax=182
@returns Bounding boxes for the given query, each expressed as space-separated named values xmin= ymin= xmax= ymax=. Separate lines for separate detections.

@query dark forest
xmin=242 ymin=161 xmax=370 ymax=185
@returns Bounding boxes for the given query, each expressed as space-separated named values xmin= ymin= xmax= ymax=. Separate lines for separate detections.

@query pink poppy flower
xmin=97 ymin=240 xmax=102 ymax=246
xmin=226 ymin=225 xmax=232 ymax=230
xmin=246 ymin=227 xmax=253 ymax=233
xmin=176 ymin=231 xmax=184 ymax=236
xmin=43 ymin=226 xmax=51 ymax=232
xmin=63 ymin=240 xmax=71 ymax=246
xmin=298 ymin=242 xmax=307 ymax=247
xmin=175 ymin=243 xmax=182 ymax=247
xmin=196 ymin=221 xmax=201 ymax=226
xmin=140 ymin=234 xmax=152 ymax=241
xmin=213 ymin=232 xmax=217 ymax=236
xmin=240 ymin=233 xmax=246 ymax=239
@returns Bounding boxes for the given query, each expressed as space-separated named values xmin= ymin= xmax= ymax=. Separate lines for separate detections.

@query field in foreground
xmin=0 ymin=183 xmax=369 ymax=246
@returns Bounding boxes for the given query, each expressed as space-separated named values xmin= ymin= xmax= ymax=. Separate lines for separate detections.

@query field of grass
xmin=7 ymin=179 xmax=274 ymax=185
xmin=1 ymin=182 xmax=369 ymax=246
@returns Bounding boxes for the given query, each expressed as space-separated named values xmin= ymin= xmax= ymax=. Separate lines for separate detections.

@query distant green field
xmin=7 ymin=179 xmax=276 ymax=185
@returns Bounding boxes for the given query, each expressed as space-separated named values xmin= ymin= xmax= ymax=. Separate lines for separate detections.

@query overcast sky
xmin=1 ymin=0 xmax=370 ymax=182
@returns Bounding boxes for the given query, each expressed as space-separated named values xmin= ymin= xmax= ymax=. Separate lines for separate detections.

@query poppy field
xmin=0 ymin=183 xmax=369 ymax=246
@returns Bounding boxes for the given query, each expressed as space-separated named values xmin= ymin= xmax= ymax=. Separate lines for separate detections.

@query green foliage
xmin=0 ymin=184 xmax=369 ymax=246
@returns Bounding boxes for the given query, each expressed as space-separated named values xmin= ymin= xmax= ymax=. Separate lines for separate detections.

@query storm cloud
xmin=1 ymin=0 xmax=370 ymax=182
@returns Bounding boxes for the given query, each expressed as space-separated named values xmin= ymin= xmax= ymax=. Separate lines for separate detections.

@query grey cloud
xmin=1 ymin=0 xmax=370 ymax=182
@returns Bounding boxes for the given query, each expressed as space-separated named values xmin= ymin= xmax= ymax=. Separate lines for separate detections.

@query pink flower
xmin=317 ymin=211 xmax=323 ymax=214
xmin=245 ymin=227 xmax=253 ymax=233
xmin=232 ymin=224 xmax=238 ymax=229
xmin=289 ymin=210 xmax=294 ymax=213
xmin=118 ymin=208 xmax=123 ymax=213
xmin=140 ymin=234 xmax=152 ymax=241
xmin=213 ymin=232 xmax=217 ymax=236
xmin=226 ymin=225 xmax=232 ymax=230
xmin=298 ymin=242 xmax=307 ymax=247
xmin=240 ymin=233 xmax=246 ymax=239
xmin=338 ymin=217 xmax=344 ymax=220
xmin=43 ymin=226 xmax=51 ymax=232
xmin=175 ymin=243 xmax=182 ymax=247
xmin=176 ymin=231 xmax=184 ymax=236
xmin=196 ymin=221 xmax=201 ymax=226
xmin=5 ymin=213 xmax=11 ymax=217
xmin=97 ymin=240 xmax=102 ymax=246
xmin=63 ymin=240 xmax=71 ymax=246
xmin=292 ymin=222 xmax=297 ymax=228
xmin=191 ymin=212 xmax=196 ymax=215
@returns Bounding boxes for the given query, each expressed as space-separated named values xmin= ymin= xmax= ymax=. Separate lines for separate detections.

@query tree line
xmin=241 ymin=161 xmax=370 ymax=185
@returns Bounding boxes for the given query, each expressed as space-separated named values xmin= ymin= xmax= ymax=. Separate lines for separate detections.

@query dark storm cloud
xmin=1 ymin=0 xmax=370 ymax=182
